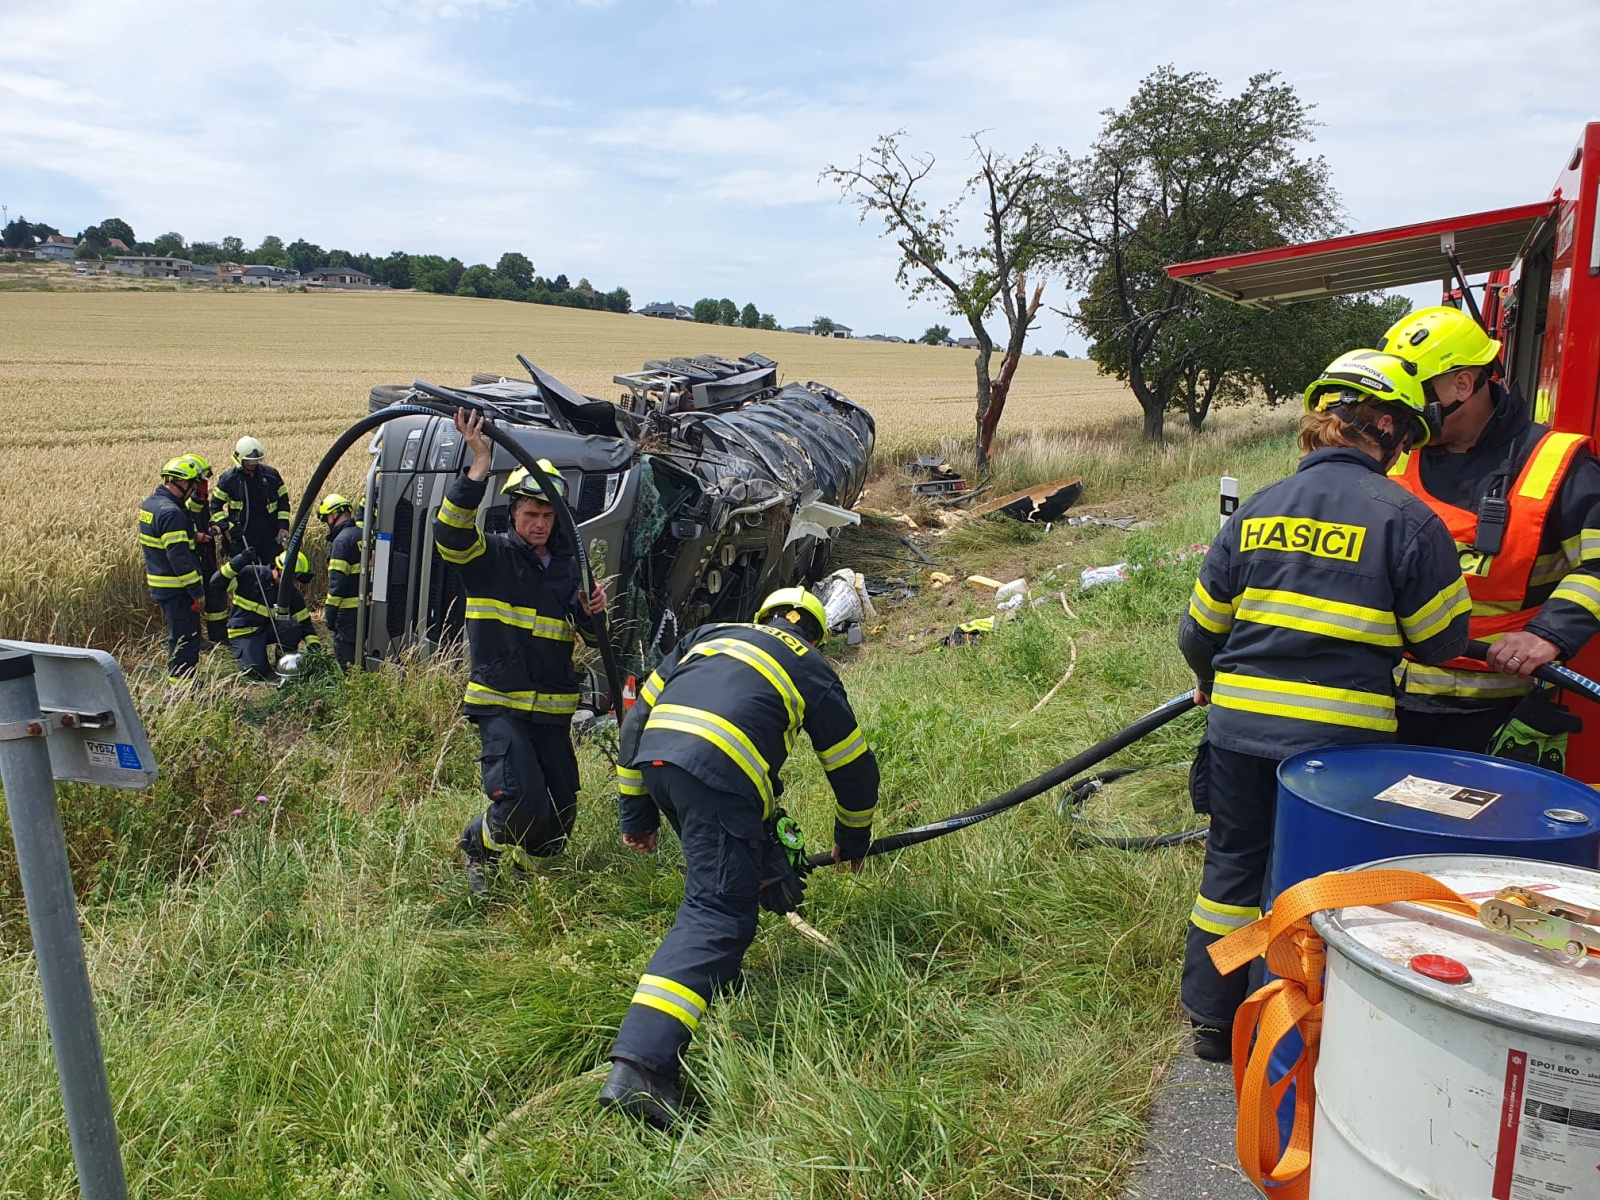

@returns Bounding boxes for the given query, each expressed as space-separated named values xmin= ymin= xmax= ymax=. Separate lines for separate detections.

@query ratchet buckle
xmin=1478 ymin=886 xmax=1600 ymax=964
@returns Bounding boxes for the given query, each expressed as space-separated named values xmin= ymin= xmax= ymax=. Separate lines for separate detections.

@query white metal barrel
xmin=1308 ymin=854 xmax=1600 ymax=1199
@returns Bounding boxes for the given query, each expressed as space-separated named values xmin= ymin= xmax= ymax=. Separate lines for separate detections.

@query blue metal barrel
xmin=1263 ymin=744 xmax=1600 ymax=1152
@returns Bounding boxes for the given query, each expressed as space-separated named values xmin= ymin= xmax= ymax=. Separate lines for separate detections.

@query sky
xmin=3 ymin=0 xmax=1597 ymax=352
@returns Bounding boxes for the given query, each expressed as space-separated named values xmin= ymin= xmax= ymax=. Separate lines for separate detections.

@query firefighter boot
xmin=598 ymin=1057 xmax=682 ymax=1131
xmin=1191 ymin=1020 xmax=1232 ymax=1063
xmin=459 ymin=817 xmax=492 ymax=897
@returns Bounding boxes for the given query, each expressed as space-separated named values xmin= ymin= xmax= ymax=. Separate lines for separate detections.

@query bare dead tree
xmin=826 ymin=133 xmax=1047 ymax=471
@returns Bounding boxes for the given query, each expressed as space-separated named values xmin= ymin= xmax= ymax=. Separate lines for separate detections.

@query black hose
xmin=1055 ymin=767 xmax=1208 ymax=850
xmin=804 ymin=692 xmax=1197 ymax=868
xmin=275 ymin=396 xmax=625 ymax=714
xmin=1465 ymin=639 xmax=1600 ymax=705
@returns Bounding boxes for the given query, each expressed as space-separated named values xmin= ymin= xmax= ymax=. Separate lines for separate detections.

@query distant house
xmin=306 ymin=266 xmax=374 ymax=289
xmin=859 ymin=333 xmax=906 ymax=343
xmin=2 ymin=246 xmax=38 ymax=260
xmin=955 ymin=336 xmax=985 ymax=350
xmin=228 ymin=264 xmax=301 ymax=286
xmin=783 ymin=325 xmax=811 ymax=335
xmin=637 ymin=301 xmax=693 ymax=320
xmin=106 ymin=238 xmax=131 ymax=254
xmin=110 ymin=255 xmax=193 ymax=279
xmin=824 ymin=324 xmax=852 ymax=339
xmin=38 ymin=235 xmax=77 ymax=261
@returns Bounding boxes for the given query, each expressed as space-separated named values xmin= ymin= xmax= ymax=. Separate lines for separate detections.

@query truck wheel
xmin=369 ymin=384 xmax=413 ymax=413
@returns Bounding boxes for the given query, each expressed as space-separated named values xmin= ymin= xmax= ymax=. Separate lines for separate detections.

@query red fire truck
xmin=1166 ymin=122 xmax=1600 ymax=778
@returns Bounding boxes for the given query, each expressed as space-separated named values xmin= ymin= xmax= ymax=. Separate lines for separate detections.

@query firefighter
xmin=318 ymin=493 xmax=362 ymax=671
xmin=216 ymin=549 xmax=321 ymax=681
xmin=435 ymin=409 xmax=607 ymax=892
xmin=1379 ymin=306 xmax=1600 ymax=768
xmin=1178 ymin=349 xmax=1470 ymax=1062
xmin=213 ymin=435 xmax=291 ymax=563
xmin=176 ymin=453 xmax=230 ymax=643
xmin=139 ymin=456 xmax=210 ymax=683
xmin=598 ymin=587 xmax=879 ymax=1130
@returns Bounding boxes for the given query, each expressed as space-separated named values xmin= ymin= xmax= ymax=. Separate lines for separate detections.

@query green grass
xmin=0 ymin=416 xmax=1299 ymax=1198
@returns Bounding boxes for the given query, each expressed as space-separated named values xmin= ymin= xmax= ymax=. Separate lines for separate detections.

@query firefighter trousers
xmin=610 ymin=762 xmax=765 ymax=1079
xmin=328 ymin=609 xmax=358 ymax=672
xmin=1181 ymin=744 xmax=1279 ymax=1030
xmin=460 ymin=712 xmax=580 ymax=865
xmin=156 ymin=596 xmax=202 ymax=682
xmin=228 ymin=629 xmax=275 ymax=681
xmin=1395 ymin=702 xmax=1517 ymax=755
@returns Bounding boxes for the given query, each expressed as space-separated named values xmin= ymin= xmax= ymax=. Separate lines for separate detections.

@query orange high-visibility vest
xmin=1389 ymin=430 xmax=1589 ymax=670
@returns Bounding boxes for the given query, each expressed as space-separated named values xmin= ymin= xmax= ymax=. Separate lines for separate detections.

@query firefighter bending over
xmin=1178 ymin=351 xmax=1470 ymax=1063
xmin=318 ymin=494 xmax=362 ymax=671
xmin=139 ymin=456 xmax=210 ymax=683
xmin=1380 ymin=307 xmax=1600 ymax=770
xmin=599 ymin=587 xmax=878 ymax=1130
xmin=436 ymin=409 xmax=606 ymax=893
xmin=213 ymin=435 xmax=291 ymax=563
xmin=215 ymin=550 xmax=320 ymax=681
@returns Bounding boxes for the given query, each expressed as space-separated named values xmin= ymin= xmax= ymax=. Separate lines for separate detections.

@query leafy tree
xmin=286 ymin=239 xmax=326 ymax=274
xmin=3 ymin=217 xmax=43 ymax=248
xmin=1046 ymin=67 xmax=1339 ymax=440
xmin=490 ymin=273 xmax=521 ymax=301
xmin=812 ymin=316 xmax=836 ymax=336
xmin=495 ymin=252 xmax=534 ymax=290
xmin=151 ymin=231 xmax=187 ymax=257
xmin=758 ymin=312 xmax=777 ymax=330
xmin=220 ymin=236 xmax=245 ymax=261
xmin=606 ymin=286 xmax=632 ymax=313
xmin=550 ymin=273 xmax=570 ymax=293
xmin=919 ymin=323 xmax=951 ymax=345
xmin=73 ymin=240 xmax=103 ymax=260
xmin=410 ymin=255 xmax=465 ymax=294
xmin=248 ymin=235 xmax=288 ymax=266
xmin=693 ymin=298 xmax=720 ymax=323
xmin=828 ymin=132 xmax=1048 ymax=469
xmin=717 ymin=298 xmax=739 ymax=325
xmin=455 ymin=263 xmax=494 ymax=297
xmin=189 ymin=241 xmax=222 ymax=264
xmin=740 ymin=302 xmax=760 ymax=328
xmin=96 ymin=217 xmax=135 ymax=246
xmin=1052 ymin=349 xmax=1069 ymax=358
xmin=77 ymin=224 xmax=109 ymax=249
xmin=375 ymin=251 xmax=411 ymax=288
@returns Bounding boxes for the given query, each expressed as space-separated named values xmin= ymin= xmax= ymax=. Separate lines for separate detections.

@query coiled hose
xmin=273 ymin=394 xmax=625 ymax=713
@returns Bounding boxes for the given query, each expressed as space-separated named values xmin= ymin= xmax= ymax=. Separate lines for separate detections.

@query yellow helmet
xmin=502 ymin=458 xmax=567 ymax=502
xmin=1304 ymin=349 xmax=1436 ymax=448
xmin=755 ymin=587 xmax=828 ymax=640
xmin=177 ymin=452 xmax=212 ymax=479
xmin=274 ymin=550 xmax=312 ymax=577
xmin=317 ymin=493 xmax=353 ymax=518
xmin=1378 ymin=306 xmax=1500 ymax=382
xmin=161 ymin=455 xmax=203 ymax=482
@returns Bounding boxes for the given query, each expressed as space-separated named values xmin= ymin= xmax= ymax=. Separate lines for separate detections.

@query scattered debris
xmin=941 ymin=616 xmax=998 ymax=647
xmin=927 ymin=571 xmax=955 ymax=589
xmin=815 ymin=567 xmax=878 ymax=644
xmin=1009 ymin=636 xmax=1078 ymax=728
xmin=1081 ymin=563 xmax=1133 ymax=589
xmin=900 ymin=535 xmax=936 ymax=566
xmin=967 ymin=575 xmax=1004 ymax=590
xmin=971 ymin=477 xmax=1084 ymax=523
xmin=903 ymin=454 xmax=959 ymax=479
xmin=1067 ymin=514 xmax=1154 ymax=531
xmin=994 ymin=578 xmax=1028 ymax=603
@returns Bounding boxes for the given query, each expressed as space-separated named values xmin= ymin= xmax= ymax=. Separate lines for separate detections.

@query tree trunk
xmin=976 ymin=280 xmax=1045 ymax=469
xmin=971 ymin=337 xmax=996 ymax=473
xmin=1142 ymin=403 xmax=1166 ymax=441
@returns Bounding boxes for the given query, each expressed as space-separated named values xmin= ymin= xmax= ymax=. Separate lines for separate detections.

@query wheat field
xmin=0 ymin=287 xmax=1136 ymax=646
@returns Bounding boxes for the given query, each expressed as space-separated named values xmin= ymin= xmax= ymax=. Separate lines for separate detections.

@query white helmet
xmin=234 ymin=435 xmax=266 ymax=465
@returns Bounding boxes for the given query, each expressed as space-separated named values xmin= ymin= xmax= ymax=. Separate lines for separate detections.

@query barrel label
xmin=1493 ymin=1046 xmax=1600 ymax=1198
xmin=1374 ymin=774 xmax=1501 ymax=820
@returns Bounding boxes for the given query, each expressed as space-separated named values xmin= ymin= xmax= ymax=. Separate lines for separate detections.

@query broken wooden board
xmin=970 ymin=477 xmax=1084 ymax=523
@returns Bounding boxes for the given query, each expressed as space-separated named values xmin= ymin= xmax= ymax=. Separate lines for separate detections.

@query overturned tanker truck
xmin=350 ymin=352 xmax=874 ymax=695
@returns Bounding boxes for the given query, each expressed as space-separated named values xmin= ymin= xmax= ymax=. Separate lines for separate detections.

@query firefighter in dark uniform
xmin=1379 ymin=306 xmax=1600 ymax=769
xmin=139 ymin=456 xmax=210 ymax=683
xmin=1178 ymin=350 xmax=1471 ymax=1061
xmin=176 ymin=453 xmax=230 ymax=644
xmin=434 ymin=409 xmax=607 ymax=892
xmin=599 ymin=587 xmax=879 ymax=1129
xmin=213 ymin=435 xmax=291 ymax=563
xmin=215 ymin=550 xmax=321 ymax=680
xmin=318 ymin=493 xmax=362 ymax=671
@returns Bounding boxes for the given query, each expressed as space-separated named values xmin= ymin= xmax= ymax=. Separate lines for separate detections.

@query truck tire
xmin=470 ymin=373 xmax=507 ymax=385
xmin=369 ymin=384 xmax=413 ymax=413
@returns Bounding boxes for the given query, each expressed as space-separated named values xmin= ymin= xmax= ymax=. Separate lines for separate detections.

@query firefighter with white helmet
xmin=599 ymin=586 xmax=879 ymax=1129
xmin=1177 ymin=349 xmax=1470 ymax=1061
xmin=1379 ymin=306 xmax=1600 ymax=768
xmin=317 ymin=493 xmax=362 ymax=670
xmin=139 ymin=456 xmax=211 ymax=682
xmin=435 ymin=409 xmax=607 ymax=891
xmin=213 ymin=435 xmax=291 ymax=563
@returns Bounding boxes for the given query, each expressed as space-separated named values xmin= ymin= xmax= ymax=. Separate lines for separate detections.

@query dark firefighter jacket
xmin=1389 ymin=384 xmax=1600 ymax=709
xmin=616 ymin=621 xmax=879 ymax=858
xmin=432 ymin=473 xmax=598 ymax=723
xmin=1179 ymin=447 xmax=1471 ymax=760
xmin=212 ymin=464 xmax=289 ymax=549
xmin=217 ymin=555 xmax=319 ymax=648
xmin=139 ymin=486 xmax=206 ymax=602
xmin=324 ymin=519 xmax=362 ymax=615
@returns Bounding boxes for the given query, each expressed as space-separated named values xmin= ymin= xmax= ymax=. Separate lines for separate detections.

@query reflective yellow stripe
xmin=617 ymin=764 xmax=648 ymax=796
xmin=646 ymin=703 xmax=774 ymax=811
xmin=1188 ymin=581 xmax=1234 ymax=635
xmin=1211 ymin=671 xmax=1396 ymax=732
xmin=221 ymin=559 xmax=239 ymax=580
xmin=1550 ymin=574 xmax=1600 ymax=621
xmin=1531 ymin=551 xmax=1570 ymax=588
xmin=140 ymin=530 xmax=192 ymax=549
xmin=327 ymin=560 xmax=355 ymax=575
xmin=437 ymin=535 xmax=486 ymax=565
xmin=464 ymin=598 xmax=573 ymax=642
xmin=687 ymin=637 xmax=805 ymax=732
xmin=819 ymin=728 xmax=868 ymax=771
xmin=1235 ymin=587 xmax=1399 ymax=646
xmin=324 ymin=596 xmax=360 ymax=609
xmin=233 ymin=595 xmax=271 ymax=617
xmin=146 ymin=572 xmax=202 ymax=589
xmin=462 ymin=681 xmax=580 ymax=715
xmin=1517 ymin=432 xmax=1586 ymax=501
xmin=438 ymin=497 xmax=479 ymax=530
xmin=629 ymin=973 xmax=707 ymax=1030
xmin=1398 ymin=660 xmax=1534 ymax=698
xmin=835 ymin=802 xmax=874 ymax=828
xmin=1190 ymin=894 xmax=1262 ymax=937
xmin=1398 ymin=577 xmax=1471 ymax=643
xmin=640 ymin=671 xmax=665 ymax=705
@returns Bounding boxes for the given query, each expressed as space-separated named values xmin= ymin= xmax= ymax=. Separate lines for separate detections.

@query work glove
xmin=243 ymin=546 xmax=261 ymax=565
xmin=190 ymin=597 xmax=204 ymax=614
xmin=1490 ymin=689 xmax=1583 ymax=774
xmin=757 ymin=834 xmax=806 ymax=915
xmin=277 ymin=529 xmax=290 ymax=546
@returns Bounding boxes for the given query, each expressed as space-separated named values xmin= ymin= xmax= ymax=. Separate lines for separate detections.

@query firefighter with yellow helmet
xmin=1177 ymin=349 xmax=1470 ymax=1061
xmin=599 ymin=586 xmax=879 ymax=1129
xmin=1379 ymin=306 xmax=1600 ymax=767
xmin=175 ymin=452 xmax=230 ymax=643
xmin=214 ymin=548 xmax=321 ymax=681
xmin=317 ymin=493 xmax=362 ymax=670
xmin=435 ymin=409 xmax=607 ymax=892
xmin=139 ymin=455 xmax=210 ymax=682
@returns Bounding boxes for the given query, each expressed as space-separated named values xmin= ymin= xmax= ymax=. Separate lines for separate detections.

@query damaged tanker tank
xmin=354 ymin=352 xmax=874 ymax=691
